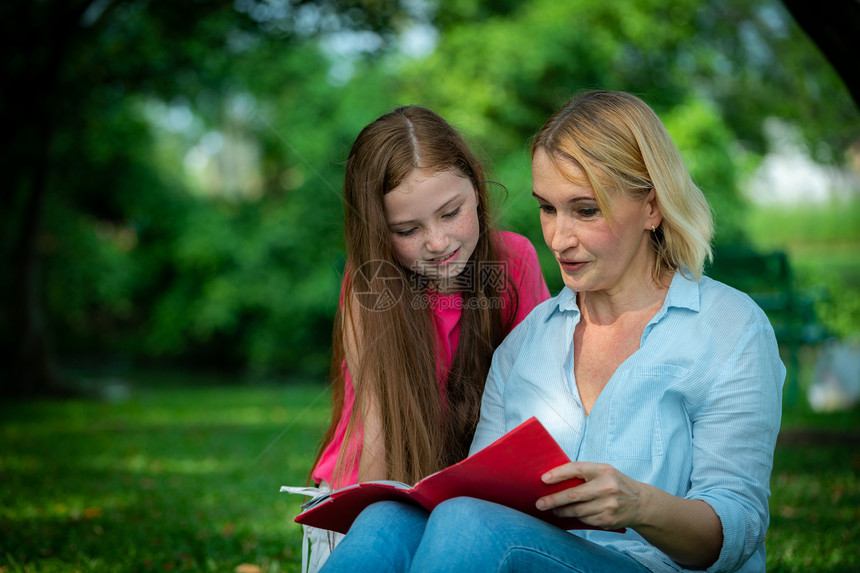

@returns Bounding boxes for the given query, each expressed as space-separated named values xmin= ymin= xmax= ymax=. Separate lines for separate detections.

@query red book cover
xmin=286 ymin=417 xmax=624 ymax=535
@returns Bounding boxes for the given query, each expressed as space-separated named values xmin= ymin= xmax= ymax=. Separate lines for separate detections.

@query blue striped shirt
xmin=471 ymin=270 xmax=785 ymax=573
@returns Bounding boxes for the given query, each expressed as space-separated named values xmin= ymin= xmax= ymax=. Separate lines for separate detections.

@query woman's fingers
xmin=536 ymin=461 xmax=601 ymax=509
xmin=537 ymin=462 xmax=642 ymax=530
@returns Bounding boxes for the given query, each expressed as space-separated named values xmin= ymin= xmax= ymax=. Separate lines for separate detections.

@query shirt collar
xmin=550 ymin=286 xmax=580 ymax=319
xmin=547 ymin=268 xmax=701 ymax=322
xmin=646 ymin=268 xmax=701 ymax=331
xmin=664 ymin=268 xmax=701 ymax=312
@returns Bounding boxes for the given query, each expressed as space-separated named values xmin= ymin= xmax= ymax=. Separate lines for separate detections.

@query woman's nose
xmin=550 ymin=215 xmax=579 ymax=253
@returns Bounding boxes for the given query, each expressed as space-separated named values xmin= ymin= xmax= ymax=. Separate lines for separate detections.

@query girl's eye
xmin=395 ymin=228 xmax=417 ymax=237
xmin=578 ymin=207 xmax=600 ymax=218
xmin=442 ymin=207 xmax=461 ymax=219
xmin=538 ymin=204 xmax=556 ymax=215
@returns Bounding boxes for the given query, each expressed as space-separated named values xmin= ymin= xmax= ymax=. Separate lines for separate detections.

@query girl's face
xmin=384 ymin=168 xmax=481 ymax=292
xmin=531 ymin=150 xmax=660 ymax=297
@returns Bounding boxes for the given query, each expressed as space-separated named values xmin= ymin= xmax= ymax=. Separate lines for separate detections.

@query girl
xmin=310 ymin=105 xmax=549 ymax=493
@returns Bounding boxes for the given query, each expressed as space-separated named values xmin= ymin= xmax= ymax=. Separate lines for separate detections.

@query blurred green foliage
xmin=2 ymin=0 xmax=857 ymax=384
xmin=745 ymin=199 xmax=860 ymax=341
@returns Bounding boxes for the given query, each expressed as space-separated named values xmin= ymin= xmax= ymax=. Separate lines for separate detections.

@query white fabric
xmin=281 ymin=485 xmax=345 ymax=573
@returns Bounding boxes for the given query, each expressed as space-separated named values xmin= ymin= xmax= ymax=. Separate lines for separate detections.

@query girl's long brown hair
xmin=311 ymin=106 xmax=517 ymax=486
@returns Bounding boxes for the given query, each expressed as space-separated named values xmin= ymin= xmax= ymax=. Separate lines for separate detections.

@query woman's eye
xmin=538 ymin=204 xmax=556 ymax=214
xmin=578 ymin=207 xmax=600 ymax=218
xmin=442 ymin=207 xmax=461 ymax=219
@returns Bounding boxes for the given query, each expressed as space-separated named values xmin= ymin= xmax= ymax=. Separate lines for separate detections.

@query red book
xmin=285 ymin=417 xmax=624 ymax=535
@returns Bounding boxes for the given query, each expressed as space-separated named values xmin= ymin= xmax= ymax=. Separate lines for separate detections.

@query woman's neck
xmin=578 ymin=269 xmax=672 ymax=326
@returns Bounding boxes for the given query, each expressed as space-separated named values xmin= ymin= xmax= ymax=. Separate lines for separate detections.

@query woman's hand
xmin=537 ymin=461 xmax=723 ymax=568
xmin=536 ymin=461 xmax=647 ymax=531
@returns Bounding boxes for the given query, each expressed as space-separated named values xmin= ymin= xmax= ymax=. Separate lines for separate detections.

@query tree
xmin=3 ymin=0 xmax=855 ymax=393
xmin=398 ymin=0 xmax=857 ymax=235
xmin=0 ymin=0 xmax=407 ymax=395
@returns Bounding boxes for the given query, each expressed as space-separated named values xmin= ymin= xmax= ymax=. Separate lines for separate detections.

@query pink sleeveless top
xmin=312 ymin=231 xmax=550 ymax=487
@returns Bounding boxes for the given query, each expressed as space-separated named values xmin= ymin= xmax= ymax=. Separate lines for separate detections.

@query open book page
xmin=280 ymin=485 xmax=331 ymax=510
xmin=281 ymin=481 xmax=411 ymax=512
xmin=284 ymin=481 xmax=419 ymax=534
xmin=284 ymin=417 xmax=623 ymax=535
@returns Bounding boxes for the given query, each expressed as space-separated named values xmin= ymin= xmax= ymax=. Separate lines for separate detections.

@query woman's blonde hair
xmin=531 ymin=90 xmax=713 ymax=280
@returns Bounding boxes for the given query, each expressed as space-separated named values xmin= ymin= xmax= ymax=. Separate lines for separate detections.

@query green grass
xmin=0 ymin=371 xmax=331 ymax=573
xmin=2 ymin=371 xmax=859 ymax=572
xmin=768 ymin=398 xmax=860 ymax=573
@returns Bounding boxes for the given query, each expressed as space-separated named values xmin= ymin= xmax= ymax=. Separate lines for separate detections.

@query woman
xmin=320 ymin=91 xmax=785 ymax=573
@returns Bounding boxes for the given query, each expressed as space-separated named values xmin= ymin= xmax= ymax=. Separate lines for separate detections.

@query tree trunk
xmin=3 ymin=0 xmax=86 ymax=396
xmin=8 ymin=140 xmax=66 ymax=396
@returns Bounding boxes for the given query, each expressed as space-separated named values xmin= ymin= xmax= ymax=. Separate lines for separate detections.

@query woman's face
xmin=384 ymin=168 xmax=480 ymax=291
xmin=531 ymin=150 xmax=660 ymax=296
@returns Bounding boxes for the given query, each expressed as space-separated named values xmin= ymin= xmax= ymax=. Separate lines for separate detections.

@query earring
xmin=651 ymin=225 xmax=656 ymax=232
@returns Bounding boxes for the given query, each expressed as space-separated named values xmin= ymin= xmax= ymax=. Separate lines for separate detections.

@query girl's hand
xmin=536 ymin=461 xmax=649 ymax=531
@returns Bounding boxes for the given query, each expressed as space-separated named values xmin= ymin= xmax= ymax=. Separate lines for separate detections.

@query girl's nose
xmin=425 ymin=226 xmax=450 ymax=253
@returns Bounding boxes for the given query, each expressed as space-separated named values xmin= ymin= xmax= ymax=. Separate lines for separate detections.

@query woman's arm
xmin=469 ymin=305 xmax=541 ymax=455
xmin=538 ymin=463 xmax=722 ymax=568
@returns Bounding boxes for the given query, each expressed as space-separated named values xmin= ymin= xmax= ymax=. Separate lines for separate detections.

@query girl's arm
xmin=357 ymin=392 xmax=386 ymax=481
xmin=343 ymin=297 xmax=387 ymax=482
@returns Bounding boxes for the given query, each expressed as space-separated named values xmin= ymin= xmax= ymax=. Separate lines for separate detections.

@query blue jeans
xmin=319 ymin=497 xmax=650 ymax=573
